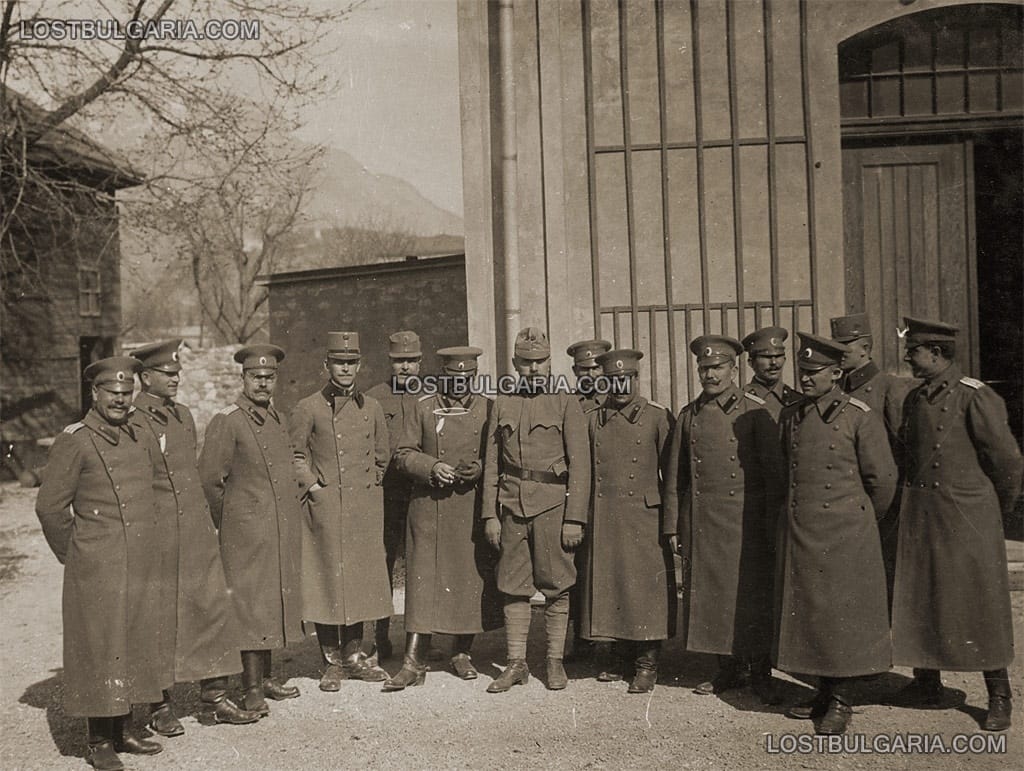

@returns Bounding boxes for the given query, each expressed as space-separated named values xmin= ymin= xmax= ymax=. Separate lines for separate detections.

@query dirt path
xmin=1 ymin=482 xmax=1020 ymax=770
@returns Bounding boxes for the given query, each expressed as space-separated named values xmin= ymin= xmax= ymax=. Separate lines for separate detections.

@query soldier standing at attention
xmin=740 ymin=326 xmax=800 ymax=424
xmin=564 ymin=338 xmax=610 ymax=662
xmin=663 ymin=336 xmax=780 ymax=704
xmin=130 ymin=340 xmax=260 ymax=734
xmin=290 ymin=331 xmax=392 ymax=690
xmin=775 ymin=333 xmax=897 ymax=735
xmin=384 ymin=346 xmax=501 ymax=691
xmin=482 ymin=327 xmax=591 ymax=692
xmin=890 ymin=317 xmax=1022 ymax=731
xmin=200 ymin=345 xmax=304 ymax=718
xmin=364 ymin=330 xmax=423 ymax=661
xmin=581 ymin=349 xmax=675 ymax=693
xmin=36 ymin=357 xmax=168 ymax=771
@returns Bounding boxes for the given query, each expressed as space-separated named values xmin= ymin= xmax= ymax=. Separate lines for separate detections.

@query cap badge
xmin=770 ymin=337 xmax=780 ymax=347
xmin=615 ymin=359 xmax=623 ymax=369
xmin=801 ymin=347 xmax=812 ymax=358
xmin=704 ymin=347 xmax=713 ymax=357
xmin=457 ymin=361 xmax=465 ymax=370
xmin=172 ymin=351 xmax=179 ymax=362
xmin=116 ymin=371 xmax=126 ymax=381
xmin=259 ymin=356 xmax=268 ymax=365
xmin=585 ymin=349 xmax=592 ymax=357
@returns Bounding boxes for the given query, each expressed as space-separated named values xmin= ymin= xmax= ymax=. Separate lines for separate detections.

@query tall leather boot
xmin=86 ymin=717 xmax=123 ymax=771
xmin=889 ymin=667 xmax=944 ymax=707
xmin=240 ymin=649 xmax=269 ymax=716
xmin=198 ymin=676 xmax=261 ymax=725
xmin=147 ymin=688 xmax=184 ymax=737
xmin=112 ymin=713 xmax=162 ymax=756
xmin=341 ymin=622 xmax=388 ymax=682
xmin=629 ymin=642 xmax=659 ymax=694
xmin=261 ymin=650 xmax=300 ymax=700
xmin=694 ymin=654 xmax=746 ymax=695
xmin=817 ymin=677 xmax=854 ymax=735
xmin=488 ymin=597 xmax=531 ymax=693
xmin=544 ymin=593 xmax=570 ymax=691
xmin=375 ymin=616 xmax=393 ymax=661
xmin=451 ymin=634 xmax=478 ymax=680
xmin=316 ymin=623 xmax=345 ymax=691
xmin=983 ymin=669 xmax=1013 ymax=731
xmin=382 ymin=633 xmax=429 ymax=692
xmin=596 ymin=641 xmax=629 ymax=682
xmin=749 ymin=656 xmax=781 ymax=705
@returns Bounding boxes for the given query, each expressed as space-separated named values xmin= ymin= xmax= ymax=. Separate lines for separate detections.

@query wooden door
xmin=842 ymin=142 xmax=976 ymax=375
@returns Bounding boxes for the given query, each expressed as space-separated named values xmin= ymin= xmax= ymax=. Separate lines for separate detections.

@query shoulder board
xmin=418 ymin=393 xmax=435 ymax=402
xmin=647 ymin=400 xmax=667 ymax=411
xmin=218 ymin=404 xmax=240 ymax=416
xmin=959 ymin=376 xmax=984 ymax=390
xmin=63 ymin=422 xmax=85 ymax=434
xmin=848 ymin=397 xmax=871 ymax=412
xmin=744 ymin=392 xmax=766 ymax=405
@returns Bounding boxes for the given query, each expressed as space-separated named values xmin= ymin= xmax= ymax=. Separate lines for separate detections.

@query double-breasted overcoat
xmin=743 ymin=378 xmax=801 ymax=424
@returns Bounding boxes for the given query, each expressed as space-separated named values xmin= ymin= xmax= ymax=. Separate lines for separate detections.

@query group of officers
xmin=35 ymin=313 xmax=1022 ymax=770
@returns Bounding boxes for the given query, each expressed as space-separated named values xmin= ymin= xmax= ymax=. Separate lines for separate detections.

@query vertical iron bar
xmin=799 ymin=0 xmax=820 ymax=332
xmin=726 ymin=0 xmax=746 ymax=342
xmin=763 ymin=0 xmax=780 ymax=318
xmin=689 ymin=0 xmax=711 ymax=332
xmin=618 ymin=0 xmax=641 ymax=347
xmin=582 ymin=1 xmax=603 ymax=335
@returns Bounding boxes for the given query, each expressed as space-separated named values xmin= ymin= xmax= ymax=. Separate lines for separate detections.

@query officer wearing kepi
xmin=581 ymin=349 xmax=675 ymax=694
xmin=740 ymin=326 xmax=800 ymax=424
xmin=775 ymin=333 xmax=897 ymax=735
xmin=130 ymin=340 xmax=259 ymax=734
xmin=36 ymin=357 xmax=169 ymax=771
xmin=290 ymin=331 xmax=392 ymax=690
xmin=890 ymin=317 xmax=1023 ymax=731
xmin=200 ymin=345 xmax=304 ymax=718
xmin=664 ymin=336 xmax=780 ymax=704
xmin=365 ymin=330 xmax=423 ymax=660
xmin=482 ymin=327 xmax=591 ymax=692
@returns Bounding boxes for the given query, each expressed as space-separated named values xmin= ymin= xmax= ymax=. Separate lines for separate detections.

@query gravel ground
xmin=0 ymin=482 xmax=1020 ymax=770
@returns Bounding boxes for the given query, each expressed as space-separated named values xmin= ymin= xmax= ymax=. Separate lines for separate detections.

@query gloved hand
xmin=484 ymin=518 xmax=502 ymax=550
xmin=431 ymin=461 xmax=457 ymax=487
xmin=454 ymin=460 xmax=482 ymax=483
xmin=561 ymin=522 xmax=584 ymax=550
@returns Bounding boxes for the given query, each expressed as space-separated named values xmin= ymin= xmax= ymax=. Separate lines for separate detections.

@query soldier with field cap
xmin=36 ymin=356 xmax=169 ymax=770
xmin=365 ymin=329 xmax=423 ymax=660
xmin=199 ymin=344 xmax=304 ymax=718
xmin=130 ymin=339 xmax=260 ymax=735
xmin=664 ymin=335 xmax=780 ymax=704
xmin=482 ymin=326 xmax=591 ymax=692
xmin=889 ymin=317 xmax=1023 ymax=731
xmin=740 ymin=326 xmax=800 ymax=424
xmin=290 ymin=331 xmax=392 ymax=690
xmin=775 ymin=333 xmax=897 ymax=735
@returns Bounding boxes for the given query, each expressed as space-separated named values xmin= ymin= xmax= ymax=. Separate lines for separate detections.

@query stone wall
xmin=176 ymin=344 xmax=242 ymax=450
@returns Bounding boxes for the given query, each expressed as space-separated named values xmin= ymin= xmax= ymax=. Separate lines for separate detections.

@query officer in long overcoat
xmin=891 ymin=317 xmax=1023 ymax=732
xmin=130 ymin=340 xmax=259 ymax=734
xmin=774 ymin=333 xmax=897 ymax=735
xmin=364 ymin=330 xmax=423 ymax=659
xmin=200 ymin=344 xmax=304 ymax=717
xmin=290 ymin=331 xmax=392 ymax=690
xmin=482 ymin=327 xmax=592 ymax=693
xmin=36 ymin=357 xmax=170 ymax=770
xmin=664 ymin=336 xmax=780 ymax=704
xmin=384 ymin=346 xmax=501 ymax=691
xmin=740 ymin=327 xmax=801 ymax=423
xmin=582 ymin=349 xmax=675 ymax=694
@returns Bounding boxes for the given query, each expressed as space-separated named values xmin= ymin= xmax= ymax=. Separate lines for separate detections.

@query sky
xmin=295 ymin=0 xmax=464 ymax=218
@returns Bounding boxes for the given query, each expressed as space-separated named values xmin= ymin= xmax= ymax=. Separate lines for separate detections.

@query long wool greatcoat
xmin=393 ymin=392 xmax=501 ymax=634
xmin=290 ymin=385 xmax=393 ymax=625
xmin=773 ymin=388 xmax=897 ymax=677
xmin=663 ymin=386 xmax=778 ymax=657
xmin=35 ymin=410 xmax=173 ymax=717
xmin=200 ymin=395 xmax=304 ymax=649
xmin=841 ymin=361 xmax=918 ymax=457
xmin=893 ymin=366 xmax=1022 ymax=671
xmin=130 ymin=391 xmax=242 ymax=681
xmin=364 ymin=381 xmax=418 ymax=503
xmin=582 ymin=396 xmax=676 ymax=642
xmin=743 ymin=378 xmax=801 ymax=424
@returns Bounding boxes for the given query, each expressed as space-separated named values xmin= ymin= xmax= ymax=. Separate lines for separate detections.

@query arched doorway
xmin=839 ymin=2 xmax=1023 ymax=441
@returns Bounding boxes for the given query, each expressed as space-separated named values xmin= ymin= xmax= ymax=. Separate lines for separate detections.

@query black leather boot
xmin=451 ymin=634 xmax=478 ymax=680
xmin=786 ymin=687 xmax=830 ymax=720
xmin=383 ymin=633 xmax=429 ymax=692
xmin=341 ymin=623 xmax=388 ymax=682
xmin=694 ymin=655 xmax=746 ymax=695
xmin=316 ymin=623 xmax=345 ymax=691
xmin=240 ymin=650 xmax=269 ymax=716
xmin=86 ymin=717 xmax=123 ymax=771
xmin=199 ymin=677 xmax=261 ymax=725
xmin=375 ymin=617 xmax=394 ymax=661
xmin=816 ymin=678 xmax=853 ymax=735
xmin=487 ymin=659 xmax=530 ymax=693
xmin=749 ymin=656 xmax=781 ymax=705
xmin=112 ymin=714 xmax=163 ymax=755
xmin=889 ymin=667 xmax=944 ymax=708
xmin=147 ymin=689 xmax=184 ymax=737
xmin=596 ymin=642 xmax=630 ymax=682
xmin=983 ymin=669 xmax=1013 ymax=731
xmin=629 ymin=643 xmax=659 ymax=694
xmin=261 ymin=650 xmax=300 ymax=700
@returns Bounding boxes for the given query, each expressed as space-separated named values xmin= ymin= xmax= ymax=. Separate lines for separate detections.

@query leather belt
xmin=502 ymin=462 xmax=567 ymax=485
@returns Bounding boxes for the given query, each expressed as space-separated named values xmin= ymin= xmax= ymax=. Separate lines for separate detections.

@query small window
xmin=78 ymin=267 xmax=101 ymax=317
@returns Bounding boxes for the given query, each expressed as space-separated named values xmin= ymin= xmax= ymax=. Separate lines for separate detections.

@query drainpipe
xmin=497 ymin=0 xmax=520 ymax=369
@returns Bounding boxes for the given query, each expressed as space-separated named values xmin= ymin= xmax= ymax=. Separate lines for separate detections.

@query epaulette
xmin=583 ymin=402 xmax=602 ymax=414
xmin=848 ymin=397 xmax=871 ymax=412
xmin=960 ymin=376 xmax=984 ymax=390
xmin=744 ymin=392 xmax=766 ymax=405
xmin=219 ymin=404 xmax=240 ymax=416
xmin=721 ymin=392 xmax=740 ymax=413
xmin=647 ymin=400 xmax=667 ymax=411
xmin=64 ymin=422 xmax=85 ymax=434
